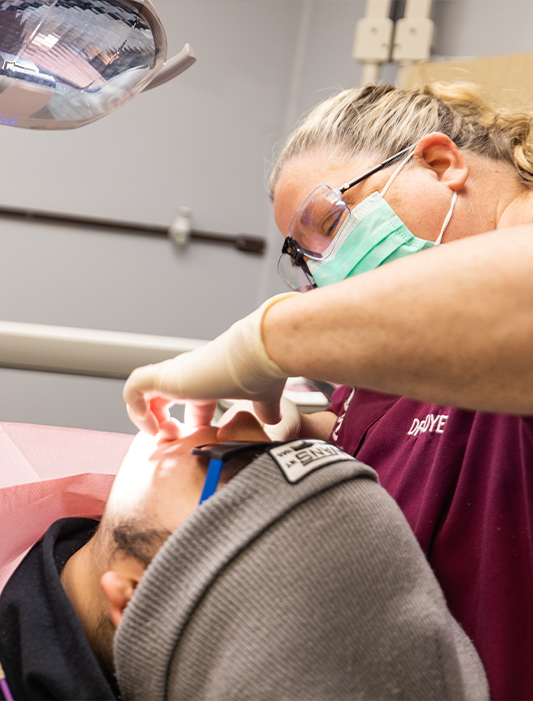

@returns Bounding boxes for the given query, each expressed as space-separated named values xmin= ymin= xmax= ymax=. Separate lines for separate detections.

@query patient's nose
xmin=216 ymin=410 xmax=269 ymax=443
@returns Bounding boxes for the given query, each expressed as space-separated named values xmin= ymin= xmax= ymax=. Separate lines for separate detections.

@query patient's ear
xmin=100 ymin=562 xmax=142 ymax=627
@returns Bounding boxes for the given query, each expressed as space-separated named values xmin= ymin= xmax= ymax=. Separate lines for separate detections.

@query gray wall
xmin=0 ymin=0 xmax=531 ymax=433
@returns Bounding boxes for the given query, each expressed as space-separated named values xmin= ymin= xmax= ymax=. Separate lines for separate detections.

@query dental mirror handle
xmin=143 ymin=43 xmax=196 ymax=91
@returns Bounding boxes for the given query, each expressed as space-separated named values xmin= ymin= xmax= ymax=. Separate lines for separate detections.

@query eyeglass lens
xmin=288 ymin=185 xmax=350 ymax=258
xmin=277 ymin=252 xmax=316 ymax=292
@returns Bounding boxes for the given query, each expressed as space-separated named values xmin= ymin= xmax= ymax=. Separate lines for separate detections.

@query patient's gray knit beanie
xmin=114 ymin=440 xmax=488 ymax=701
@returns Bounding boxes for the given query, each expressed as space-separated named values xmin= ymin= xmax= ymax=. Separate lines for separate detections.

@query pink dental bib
xmin=0 ymin=422 xmax=133 ymax=594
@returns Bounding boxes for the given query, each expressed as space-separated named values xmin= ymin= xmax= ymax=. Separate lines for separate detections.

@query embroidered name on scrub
xmin=408 ymin=413 xmax=448 ymax=437
xmin=269 ymin=440 xmax=351 ymax=483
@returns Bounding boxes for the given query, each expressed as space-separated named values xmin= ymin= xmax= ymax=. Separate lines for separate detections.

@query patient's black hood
xmin=0 ymin=517 xmax=119 ymax=701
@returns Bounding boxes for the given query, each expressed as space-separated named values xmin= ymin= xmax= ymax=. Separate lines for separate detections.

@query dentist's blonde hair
xmin=269 ymin=82 xmax=533 ymax=194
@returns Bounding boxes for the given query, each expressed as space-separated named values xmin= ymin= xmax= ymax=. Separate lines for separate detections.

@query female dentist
xmin=124 ymin=83 xmax=533 ymax=701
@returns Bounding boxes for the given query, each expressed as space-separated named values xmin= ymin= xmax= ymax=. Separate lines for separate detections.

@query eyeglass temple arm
xmin=282 ymin=237 xmax=318 ymax=289
xmin=142 ymin=43 xmax=196 ymax=92
xmin=338 ymin=145 xmax=413 ymax=194
xmin=283 ymin=236 xmax=314 ymax=263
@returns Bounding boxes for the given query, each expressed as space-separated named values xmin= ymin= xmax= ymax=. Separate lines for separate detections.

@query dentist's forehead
xmin=273 ymin=152 xmax=374 ymax=235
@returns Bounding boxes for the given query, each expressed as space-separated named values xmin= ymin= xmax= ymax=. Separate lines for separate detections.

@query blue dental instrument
xmin=193 ymin=441 xmax=280 ymax=506
xmin=198 ymin=458 xmax=224 ymax=505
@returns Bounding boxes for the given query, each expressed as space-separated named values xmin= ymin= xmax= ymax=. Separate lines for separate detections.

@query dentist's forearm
xmin=263 ymin=226 xmax=533 ymax=415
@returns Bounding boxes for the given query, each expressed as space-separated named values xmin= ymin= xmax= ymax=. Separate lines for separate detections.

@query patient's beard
xmin=91 ymin=613 xmax=116 ymax=682
xmin=89 ymin=518 xmax=173 ymax=677
xmin=83 ymin=516 xmax=171 ymax=680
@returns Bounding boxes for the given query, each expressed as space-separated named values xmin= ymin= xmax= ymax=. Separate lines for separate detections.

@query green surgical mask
xmin=307 ymin=157 xmax=457 ymax=287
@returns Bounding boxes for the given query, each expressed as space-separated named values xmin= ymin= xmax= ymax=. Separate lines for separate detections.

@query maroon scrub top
xmin=329 ymin=386 xmax=533 ymax=701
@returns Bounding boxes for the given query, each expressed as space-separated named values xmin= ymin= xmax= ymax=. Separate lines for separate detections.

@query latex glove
xmin=217 ymin=397 xmax=302 ymax=441
xmin=123 ymin=292 xmax=298 ymax=435
xmin=126 ymin=397 xmax=216 ymax=442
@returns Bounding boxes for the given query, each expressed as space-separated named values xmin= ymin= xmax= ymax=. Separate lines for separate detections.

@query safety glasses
xmin=277 ymin=145 xmax=412 ymax=292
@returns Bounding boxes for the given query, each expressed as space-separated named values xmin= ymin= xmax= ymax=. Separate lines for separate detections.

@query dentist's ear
xmin=100 ymin=564 xmax=142 ymax=627
xmin=414 ymin=132 xmax=469 ymax=191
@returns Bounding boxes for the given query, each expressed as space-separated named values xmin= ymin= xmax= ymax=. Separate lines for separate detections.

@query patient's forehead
xmin=106 ymin=426 xmax=218 ymax=519
xmin=113 ymin=411 xmax=271 ymax=511
xmin=103 ymin=414 xmax=271 ymax=544
xmin=127 ymin=425 xmax=220 ymax=462
xmin=126 ymin=408 xmax=270 ymax=464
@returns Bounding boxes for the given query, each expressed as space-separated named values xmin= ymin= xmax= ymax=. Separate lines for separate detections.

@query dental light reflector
xmin=0 ymin=0 xmax=195 ymax=129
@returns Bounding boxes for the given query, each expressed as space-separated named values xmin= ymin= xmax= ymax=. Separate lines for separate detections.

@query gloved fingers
xmin=252 ymin=380 xmax=286 ymax=425
xmin=123 ymin=294 xmax=295 ymax=434
xmin=262 ymin=396 xmax=302 ymax=441
xmin=149 ymin=397 xmax=183 ymax=441
xmin=223 ymin=396 xmax=301 ymax=441
xmin=149 ymin=396 xmax=174 ymax=423
xmin=123 ymin=364 xmax=164 ymax=432
xmin=126 ymin=402 xmax=160 ymax=436
xmin=184 ymin=400 xmax=218 ymax=429
xmin=216 ymin=400 xmax=256 ymax=428
xmin=156 ymin=418 xmax=183 ymax=441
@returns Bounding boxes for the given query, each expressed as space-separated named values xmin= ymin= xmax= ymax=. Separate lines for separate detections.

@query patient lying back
xmin=0 ymin=412 xmax=489 ymax=701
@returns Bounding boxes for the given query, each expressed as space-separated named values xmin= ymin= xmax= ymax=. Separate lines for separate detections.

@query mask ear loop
xmin=380 ymin=147 xmax=416 ymax=198
xmin=435 ymin=190 xmax=458 ymax=245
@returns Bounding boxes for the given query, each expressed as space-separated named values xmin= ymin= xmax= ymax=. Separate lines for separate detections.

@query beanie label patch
xmin=268 ymin=440 xmax=351 ymax=483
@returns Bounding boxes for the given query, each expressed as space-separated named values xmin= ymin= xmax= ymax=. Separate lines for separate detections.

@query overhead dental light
xmin=0 ymin=0 xmax=195 ymax=129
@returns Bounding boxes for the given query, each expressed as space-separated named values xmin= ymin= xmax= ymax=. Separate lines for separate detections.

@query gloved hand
xmin=123 ymin=292 xmax=298 ymax=436
xmin=217 ymin=397 xmax=302 ymax=441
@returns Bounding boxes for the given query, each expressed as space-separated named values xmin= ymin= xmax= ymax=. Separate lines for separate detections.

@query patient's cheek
xmin=128 ymin=431 xmax=160 ymax=461
xmin=105 ymin=433 xmax=161 ymax=517
xmin=108 ymin=429 xmax=216 ymax=531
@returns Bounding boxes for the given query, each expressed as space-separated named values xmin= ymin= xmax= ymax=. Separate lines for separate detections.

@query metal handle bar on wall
xmin=0 ymin=204 xmax=265 ymax=254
